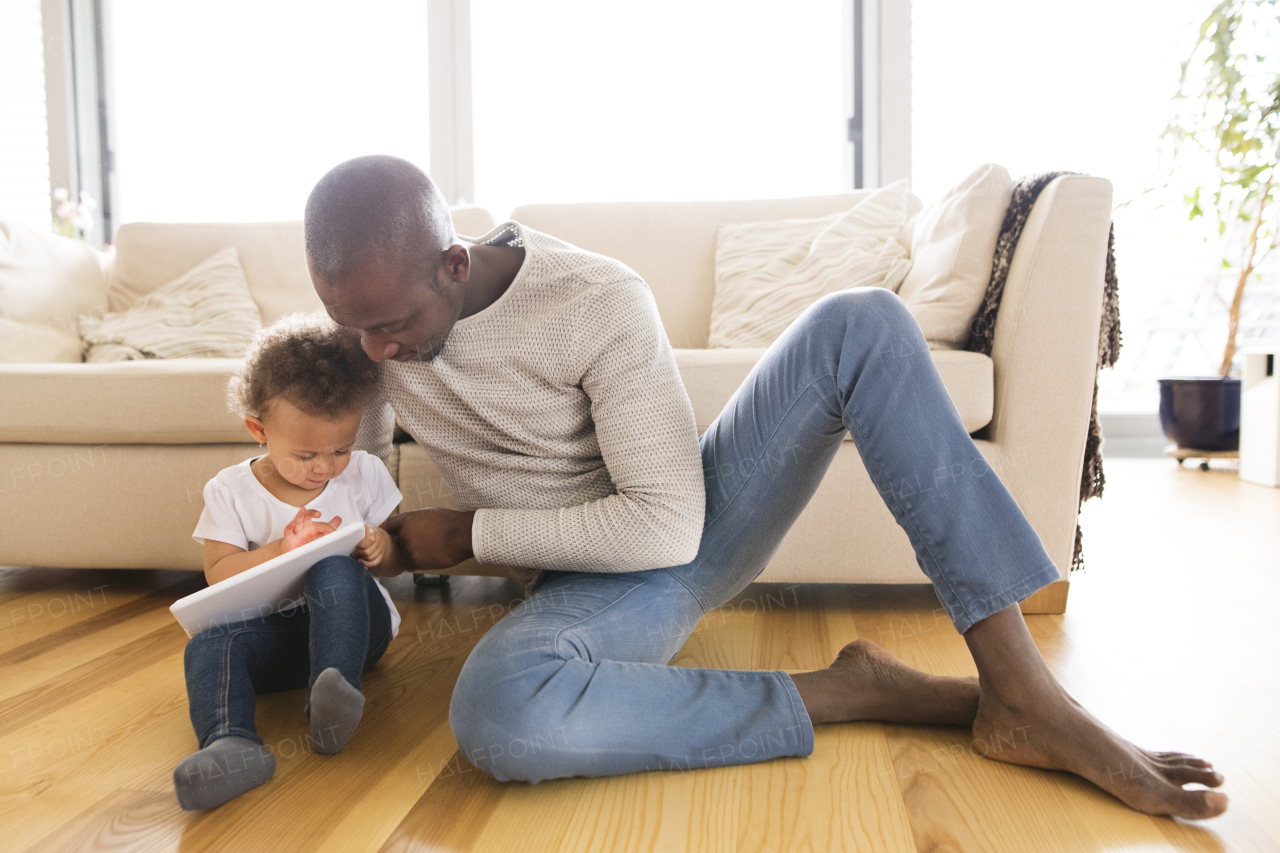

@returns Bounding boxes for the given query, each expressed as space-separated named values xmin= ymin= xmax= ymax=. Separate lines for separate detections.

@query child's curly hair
xmin=227 ymin=311 xmax=379 ymax=421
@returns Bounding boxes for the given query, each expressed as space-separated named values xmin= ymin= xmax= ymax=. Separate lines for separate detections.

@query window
xmin=470 ymin=0 xmax=847 ymax=220
xmin=0 ymin=0 xmax=52 ymax=227
xmin=911 ymin=0 xmax=1279 ymax=410
xmin=109 ymin=0 xmax=431 ymax=224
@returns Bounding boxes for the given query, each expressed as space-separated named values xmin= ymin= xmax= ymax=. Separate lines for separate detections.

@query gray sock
xmin=173 ymin=735 xmax=275 ymax=811
xmin=309 ymin=667 xmax=365 ymax=755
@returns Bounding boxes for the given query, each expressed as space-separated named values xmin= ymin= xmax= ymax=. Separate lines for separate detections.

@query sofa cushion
xmin=708 ymin=181 xmax=914 ymax=348
xmin=0 ymin=345 xmax=994 ymax=445
xmin=0 ymin=359 xmax=250 ymax=444
xmin=80 ymin=247 xmax=262 ymax=361
xmin=0 ymin=317 xmax=84 ymax=363
xmin=674 ymin=347 xmax=993 ymax=435
xmin=110 ymin=222 xmax=317 ymax=326
xmin=896 ymin=163 xmax=1013 ymax=349
xmin=514 ymin=194 xmax=891 ymax=350
xmin=451 ymin=205 xmax=501 ymax=241
xmin=0 ymin=218 xmax=107 ymax=362
xmin=107 ymin=206 xmax=498 ymax=325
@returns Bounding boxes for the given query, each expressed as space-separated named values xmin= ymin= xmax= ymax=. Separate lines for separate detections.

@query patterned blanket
xmin=963 ymin=172 xmax=1122 ymax=573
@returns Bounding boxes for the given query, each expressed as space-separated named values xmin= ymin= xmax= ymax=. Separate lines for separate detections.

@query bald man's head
xmin=304 ymin=155 xmax=456 ymax=287
xmin=306 ymin=156 xmax=472 ymax=365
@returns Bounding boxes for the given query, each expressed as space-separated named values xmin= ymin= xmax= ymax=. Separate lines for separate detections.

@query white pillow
xmin=0 ymin=218 xmax=107 ymax=362
xmin=709 ymin=180 xmax=914 ymax=349
xmin=0 ymin=317 xmax=85 ymax=362
xmin=896 ymin=163 xmax=1013 ymax=349
xmin=79 ymin=246 xmax=262 ymax=361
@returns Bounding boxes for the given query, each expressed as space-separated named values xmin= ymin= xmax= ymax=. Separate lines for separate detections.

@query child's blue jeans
xmin=183 ymin=555 xmax=392 ymax=749
xmin=448 ymin=287 xmax=1062 ymax=783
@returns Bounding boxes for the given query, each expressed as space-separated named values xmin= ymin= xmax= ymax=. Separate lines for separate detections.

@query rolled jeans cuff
xmin=946 ymin=560 xmax=1062 ymax=635
xmin=779 ymin=671 xmax=815 ymax=757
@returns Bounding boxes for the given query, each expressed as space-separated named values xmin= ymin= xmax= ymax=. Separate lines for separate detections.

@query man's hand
xmin=382 ymin=508 xmax=475 ymax=574
xmin=282 ymin=506 xmax=341 ymax=553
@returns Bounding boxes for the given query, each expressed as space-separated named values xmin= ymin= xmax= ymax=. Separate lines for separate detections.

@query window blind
xmin=0 ymin=0 xmax=53 ymax=227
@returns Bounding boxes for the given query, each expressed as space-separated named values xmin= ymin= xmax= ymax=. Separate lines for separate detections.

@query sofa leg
xmin=1018 ymin=580 xmax=1070 ymax=615
xmin=412 ymin=573 xmax=451 ymax=588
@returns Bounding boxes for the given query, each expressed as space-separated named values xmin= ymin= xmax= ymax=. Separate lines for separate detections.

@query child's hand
xmin=352 ymin=524 xmax=390 ymax=568
xmin=282 ymin=507 xmax=343 ymax=553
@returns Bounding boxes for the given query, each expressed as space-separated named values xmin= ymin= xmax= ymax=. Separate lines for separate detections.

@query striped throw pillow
xmin=708 ymin=181 xmax=914 ymax=349
xmin=79 ymin=247 xmax=261 ymax=361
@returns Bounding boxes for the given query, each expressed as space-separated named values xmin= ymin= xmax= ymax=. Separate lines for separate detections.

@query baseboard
xmin=1098 ymin=412 xmax=1166 ymax=458
xmin=1019 ymin=580 xmax=1070 ymax=615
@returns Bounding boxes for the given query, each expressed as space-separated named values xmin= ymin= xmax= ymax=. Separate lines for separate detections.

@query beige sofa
xmin=0 ymin=178 xmax=1113 ymax=613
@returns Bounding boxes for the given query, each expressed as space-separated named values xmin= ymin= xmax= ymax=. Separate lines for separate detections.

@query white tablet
xmin=169 ymin=522 xmax=368 ymax=638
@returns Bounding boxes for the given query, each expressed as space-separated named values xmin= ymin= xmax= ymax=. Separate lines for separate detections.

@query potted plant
xmin=52 ymin=188 xmax=97 ymax=241
xmin=1159 ymin=0 xmax=1278 ymax=453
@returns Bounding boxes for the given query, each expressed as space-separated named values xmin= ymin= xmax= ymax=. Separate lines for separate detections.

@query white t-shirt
xmin=192 ymin=450 xmax=403 ymax=638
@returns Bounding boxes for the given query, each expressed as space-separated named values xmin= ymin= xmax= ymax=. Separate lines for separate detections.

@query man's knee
xmin=809 ymin=286 xmax=913 ymax=330
xmin=448 ymin=653 xmax=572 ymax=783
xmin=799 ymin=288 xmax=923 ymax=363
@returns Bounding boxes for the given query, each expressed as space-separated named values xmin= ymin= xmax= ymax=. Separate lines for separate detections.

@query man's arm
xmin=379 ymin=508 xmax=475 ymax=575
xmin=469 ymin=277 xmax=706 ymax=573
xmin=352 ymin=372 xmax=484 ymax=576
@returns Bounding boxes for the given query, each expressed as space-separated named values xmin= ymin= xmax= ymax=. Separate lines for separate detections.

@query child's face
xmin=245 ymin=398 xmax=363 ymax=490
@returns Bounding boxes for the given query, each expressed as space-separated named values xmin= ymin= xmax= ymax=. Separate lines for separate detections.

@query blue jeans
xmin=448 ymin=288 xmax=1061 ymax=783
xmin=183 ymin=555 xmax=393 ymax=749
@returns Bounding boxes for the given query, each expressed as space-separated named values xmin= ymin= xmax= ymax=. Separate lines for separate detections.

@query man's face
xmin=316 ymin=252 xmax=463 ymax=364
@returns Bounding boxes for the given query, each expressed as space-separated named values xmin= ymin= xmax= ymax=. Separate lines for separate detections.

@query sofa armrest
xmin=975 ymin=175 xmax=1112 ymax=575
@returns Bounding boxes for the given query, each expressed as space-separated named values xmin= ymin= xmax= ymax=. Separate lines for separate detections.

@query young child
xmin=174 ymin=311 xmax=403 ymax=811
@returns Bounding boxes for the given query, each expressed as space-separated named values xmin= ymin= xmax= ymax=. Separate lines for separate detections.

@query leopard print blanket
xmin=963 ymin=172 xmax=1122 ymax=573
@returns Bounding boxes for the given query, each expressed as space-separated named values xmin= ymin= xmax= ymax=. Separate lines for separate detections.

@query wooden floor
xmin=1 ymin=458 xmax=1277 ymax=852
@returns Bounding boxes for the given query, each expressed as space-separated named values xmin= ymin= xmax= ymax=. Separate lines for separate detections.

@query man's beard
xmin=406 ymin=334 xmax=446 ymax=363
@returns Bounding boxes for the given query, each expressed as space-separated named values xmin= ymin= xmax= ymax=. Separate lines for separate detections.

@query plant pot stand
xmin=1165 ymin=443 xmax=1239 ymax=471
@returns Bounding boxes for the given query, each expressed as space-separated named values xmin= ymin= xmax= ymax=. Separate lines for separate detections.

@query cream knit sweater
xmin=354 ymin=222 xmax=706 ymax=591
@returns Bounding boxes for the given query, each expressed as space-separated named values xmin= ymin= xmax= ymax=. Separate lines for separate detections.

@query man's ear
xmin=442 ymin=243 xmax=471 ymax=284
xmin=244 ymin=416 xmax=267 ymax=445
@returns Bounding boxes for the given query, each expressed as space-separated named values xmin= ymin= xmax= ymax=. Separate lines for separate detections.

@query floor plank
xmin=0 ymin=459 xmax=1276 ymax=851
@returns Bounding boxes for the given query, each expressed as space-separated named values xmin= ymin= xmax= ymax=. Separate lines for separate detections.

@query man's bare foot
xmin=971 ymin=683 xmax=1226 ymax=819
xmin=793 ymin=639 xmax=980 ymax=726
xmin=965 ymin=605 xmax=1227 ymax=820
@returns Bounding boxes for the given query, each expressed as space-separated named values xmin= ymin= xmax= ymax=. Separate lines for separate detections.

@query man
xmin=306 ymin=155 xmax=1226 ymax=820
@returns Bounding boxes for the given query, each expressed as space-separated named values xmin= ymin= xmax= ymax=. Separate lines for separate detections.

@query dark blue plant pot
xmin=1157 ymin=376 xmax=1241 ymax=451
